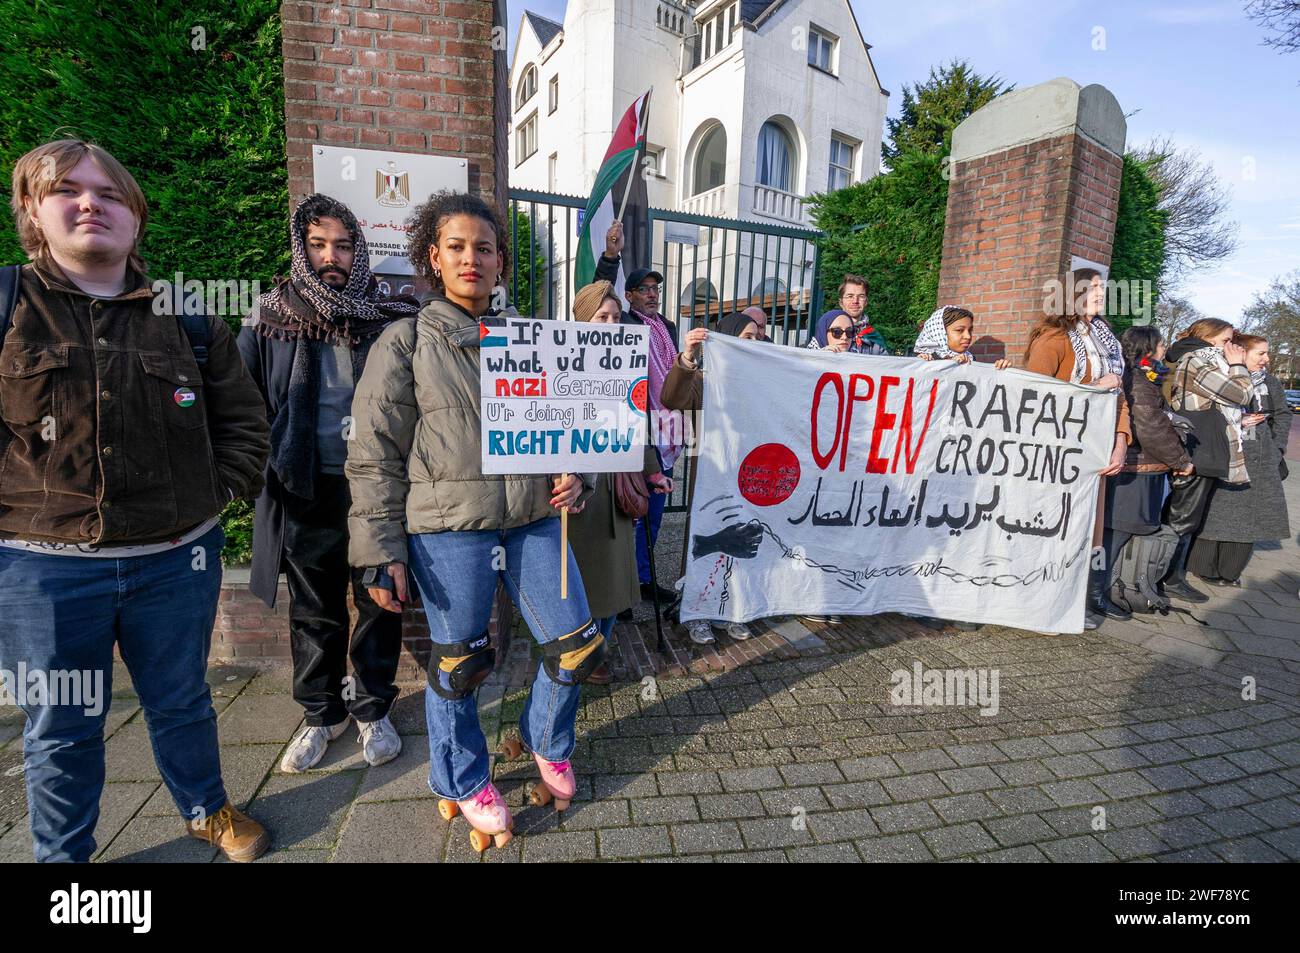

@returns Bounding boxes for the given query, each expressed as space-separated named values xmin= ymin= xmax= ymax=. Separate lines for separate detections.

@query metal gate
xmin=505 ymin=187 xmax=825 ymax=512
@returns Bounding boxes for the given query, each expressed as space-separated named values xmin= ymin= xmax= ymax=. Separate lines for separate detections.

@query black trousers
xmin=1188 ymin=538 xmax=1254 ymax=583
xmin=282 ymin=473 xmax=402 ymax=727
xmin=1162 ymin=473 xmax=1217 ymax=582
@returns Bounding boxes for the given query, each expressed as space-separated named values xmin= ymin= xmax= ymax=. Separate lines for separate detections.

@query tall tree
xmin=1131 ymin=138 xmax=1240 ymax=286
xmin=1151 ymin=294 xmax=1208 ymax=345
xmin=882 ymin=61 xmax=1011 ymax=163
xmin=1246 ymin=0 xmax=1300 ymax=53
xmin=1242 ymin=270 xmax=1300 ymax=384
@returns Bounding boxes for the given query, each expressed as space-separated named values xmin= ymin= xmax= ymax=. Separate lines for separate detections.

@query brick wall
xmin=936 ymin=132 xmax=1123 ymax=363
xmin=214 ymin=572 xmax=514 ymax=683
xmin=280 ymin=0 xmax=501 ymax=204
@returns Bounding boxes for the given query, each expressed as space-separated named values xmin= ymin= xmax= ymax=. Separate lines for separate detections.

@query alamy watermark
xmin=151 ymin=272 xmax=261 ymax=318
xmin=0 ymin=663 xmax=105 ymax=717
xmin=889 ymin=661 xmax=1000 ymax=716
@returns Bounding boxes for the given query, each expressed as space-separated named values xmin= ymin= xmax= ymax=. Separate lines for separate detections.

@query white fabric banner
xmin=680 ymin=336 xmax=1117 ymax=634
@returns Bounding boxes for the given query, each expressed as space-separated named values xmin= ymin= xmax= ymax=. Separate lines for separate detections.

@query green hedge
xmin=1108 ymin=153 xmax=1167 ymax=335
xmin=807 ymin=151 xmax=949 ymax=354
xmin=0 ymin=0 xmax=287 ymax=564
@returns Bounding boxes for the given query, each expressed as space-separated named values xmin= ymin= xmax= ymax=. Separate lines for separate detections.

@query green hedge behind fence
xmin=808 ymin=151 xmax=949 ymax=355
xmin=0 ymin=0 xmax=289 ymax=564
xmin=1107 ymin=153 xmax=1168 ymax=335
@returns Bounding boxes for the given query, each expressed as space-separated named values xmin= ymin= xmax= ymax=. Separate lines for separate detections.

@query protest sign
xmin=680 ymin=336 xmax=1116 ymax=633
xmin=479 ymin=316 xmax=649 ymax=476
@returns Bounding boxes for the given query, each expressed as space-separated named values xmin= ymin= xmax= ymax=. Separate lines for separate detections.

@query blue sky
xmin=508 ymin=1 xmax=1299 ymax=319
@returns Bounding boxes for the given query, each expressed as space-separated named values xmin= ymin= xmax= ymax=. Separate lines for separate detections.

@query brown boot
xmin=187 ymin=802 xmax=270 ymax=863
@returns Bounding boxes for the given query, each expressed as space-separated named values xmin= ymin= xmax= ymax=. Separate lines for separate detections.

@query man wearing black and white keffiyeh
xmin=237 ymin=194 xmax=420 ymax=775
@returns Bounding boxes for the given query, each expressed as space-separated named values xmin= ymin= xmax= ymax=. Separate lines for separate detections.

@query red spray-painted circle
xmin=738 ymin=443 xmax=801 ymax=507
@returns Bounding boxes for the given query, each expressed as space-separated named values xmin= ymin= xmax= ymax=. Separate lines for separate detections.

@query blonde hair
xmin=10 ymin=139 xmax=148 ymax=273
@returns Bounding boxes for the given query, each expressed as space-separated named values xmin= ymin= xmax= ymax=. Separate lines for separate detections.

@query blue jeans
xmin=0 ymin=525 xmax=228 ymax=862
xmin=635 ymin=463 xmax=673 ymax=584
xmin=596 ymin=615 xmax=616 ymax=638
xmin=408 ymin=518 xmax=594 ymax=801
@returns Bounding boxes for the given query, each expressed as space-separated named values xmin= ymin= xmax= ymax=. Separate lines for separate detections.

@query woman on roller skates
xmin=345 ymin=192 xmax=604 ymax=853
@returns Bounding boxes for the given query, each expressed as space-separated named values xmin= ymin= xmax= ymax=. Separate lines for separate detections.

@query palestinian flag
xmin=575 ymin=90 xmax=651 ymax=296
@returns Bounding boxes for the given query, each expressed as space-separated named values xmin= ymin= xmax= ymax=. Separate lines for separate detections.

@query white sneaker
xmin=357 ymin=715 xmax=402 ymax=767
xmin=280 ymin=720 xmax=349 ymax=773
xmin=687 ymin=620 xmax=716 ymax=644
xmin=711 ymin=620 xmax=751 ymax=641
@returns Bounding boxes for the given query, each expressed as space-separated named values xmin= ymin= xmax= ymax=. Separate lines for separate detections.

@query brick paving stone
xmin=630 ymin=796 xmax=699 ymax=825
xmin=1243 ymin=797 xmax=1300 ymax=828
xmin=788 ymin=842 xmax=861 ymax=862
xmin=930 ymin=793 xmax=1002 ymax=824
xmin=521 ymin=831 xmax=599 ymax=863
xmin=839 ymin=755 xmax=903 ymax=781
xmin=944 ymin=743 xmax=1008 ymax=766
xmin=856 ymin=832 xmax=935 ymax=862
xmin=938 ymin=765 xmax=1005 ymax=794
xmin=823 ymin=780 xmax=892 ymax=809
xmin=671 ymin=821 xmax=745 ymax=854
xmin=1208 ymin=836 xmax=1289 ymax=863
xmin=985 ymin=813 xmax=1057 ymax=847
xmin=921 ymin=822 xmax=997 ymax=859
xmin=891 ymin=749 xmax=959 ymax=773
xmin=1258 ymin=827 xmax=1300 ymax=860
xmin=1042 ymin=779 xmax=1107 ymax=807
xmin=696 ymin=792 xmax=768 ymax=821
xmin=870 ymin=801 xmax=943 ymax=834
xmin=1139 ymin=764 xmax=1201 ymax=792
xmin=974 ymin=844 xmax=1049 ymax=862
xmin=1095 ymin=827 xmax=1169 ymax=861
xmin=883 ymin=773 xmax=950 ymax=802
xmin=654 ymin=771 xmax=722 ymax=796
xmin=738 ymin=816 xmax=815 ymax=850
xmin=1043 ymin=753 xmax=1105 ymax=779
xmin=1200 ymin=807 xmax=1272 ymax=838
xmin=1149 ymin=817 xmax=1219 ymax=849
xmin=597 ymin=825 xmax=672 ymax=859
xmin=759 ymin=786 xmax=830 ymax=816
xmin=992 ymin=760 xmax=1057 ymax=786
xmin=806 ymin=808 xmax=879 ymax=842
xmin=1037 ymin=835 xmax=1117 ymax=862
xmin=718 ymin=766 xmax=784 ymax=793
xmin=1093 ymin=771 xmax=1159 ymax=800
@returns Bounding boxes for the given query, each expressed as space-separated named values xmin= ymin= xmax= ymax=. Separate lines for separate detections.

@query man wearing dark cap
xmin=237 ymin=194 xmax=420 ymax=774
xmin=597 ymin=222 xmax=679 ymax=605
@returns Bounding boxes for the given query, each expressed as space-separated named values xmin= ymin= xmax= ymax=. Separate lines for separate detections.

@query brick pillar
xmin=280 ymin=0 xmax=503 ymax=205
xmin=936 ymin=78 xmax=1127 ymax=363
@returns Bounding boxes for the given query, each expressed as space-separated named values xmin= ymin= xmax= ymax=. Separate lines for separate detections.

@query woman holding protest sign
xmin=567 ymin=281 xmax=673 ymax=672
xmin=662 ymin=312 xmax=761 ymax=643
xmin=346 ymin=191 xmax=599 ymax=852
xmin=1024 ymin=268 xmax=1132 ymax=629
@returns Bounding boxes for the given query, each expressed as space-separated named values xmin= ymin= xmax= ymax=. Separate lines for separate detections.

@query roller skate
xmin=437 ymin=782 xmax=513 ymax=853
xmin=498 ymin=735 xmax=576 ymax=812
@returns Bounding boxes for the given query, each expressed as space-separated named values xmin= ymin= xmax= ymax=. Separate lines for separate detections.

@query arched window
xmin=516 ymin=65 xmax=537 ymax=111
xmin=751 ymin=277 xmax=787 ymax=300
xmin=681 ymin=279 xmax=718 ymax=306
xmin=691 ymin=124 xmax=727 ymax=196
xmin=756 ymin=121 xmax=794 ymax=192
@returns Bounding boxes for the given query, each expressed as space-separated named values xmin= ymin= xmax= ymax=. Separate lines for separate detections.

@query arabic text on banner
xmin=680 ymin=336 xmax=1117 ymax=633
xmin=479 ymin=316 xmax=649 ymax=475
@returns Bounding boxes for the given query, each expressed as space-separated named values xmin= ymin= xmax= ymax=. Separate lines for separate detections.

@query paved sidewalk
xmin=1 ymin=478 xmax=1297 ymax=863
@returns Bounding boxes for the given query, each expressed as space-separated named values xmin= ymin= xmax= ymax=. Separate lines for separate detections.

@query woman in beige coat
xmin=566 ymin=282 xmax=672 ymax=676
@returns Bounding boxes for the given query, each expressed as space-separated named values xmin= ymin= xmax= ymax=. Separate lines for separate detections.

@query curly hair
xmin=297 ymin=193 xmax=360 ymax=239
xmin=406 ymin=191 xmax=510 ymax=294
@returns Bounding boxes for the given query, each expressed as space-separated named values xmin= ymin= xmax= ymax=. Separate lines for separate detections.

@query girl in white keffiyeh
xmin=913 ymin=305 xmax=1011 ymax=369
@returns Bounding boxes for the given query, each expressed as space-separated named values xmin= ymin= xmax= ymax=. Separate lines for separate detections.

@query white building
xmin=508 ymin=0 xmax=889 ymax=333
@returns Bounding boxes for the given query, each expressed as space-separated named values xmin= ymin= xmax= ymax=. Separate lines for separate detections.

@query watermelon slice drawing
xmin=627 ymin=377 xmax=648 ymax=416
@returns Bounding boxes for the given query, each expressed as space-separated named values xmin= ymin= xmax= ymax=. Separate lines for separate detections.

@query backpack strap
xmin=179 ymin=288 xmax=210 ymax=368
xmin=0 ymin=264 xmax=22 ymax=344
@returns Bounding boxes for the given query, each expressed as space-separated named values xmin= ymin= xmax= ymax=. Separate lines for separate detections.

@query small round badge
xmin=173 ymin=387 xmax=196 ymax=408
